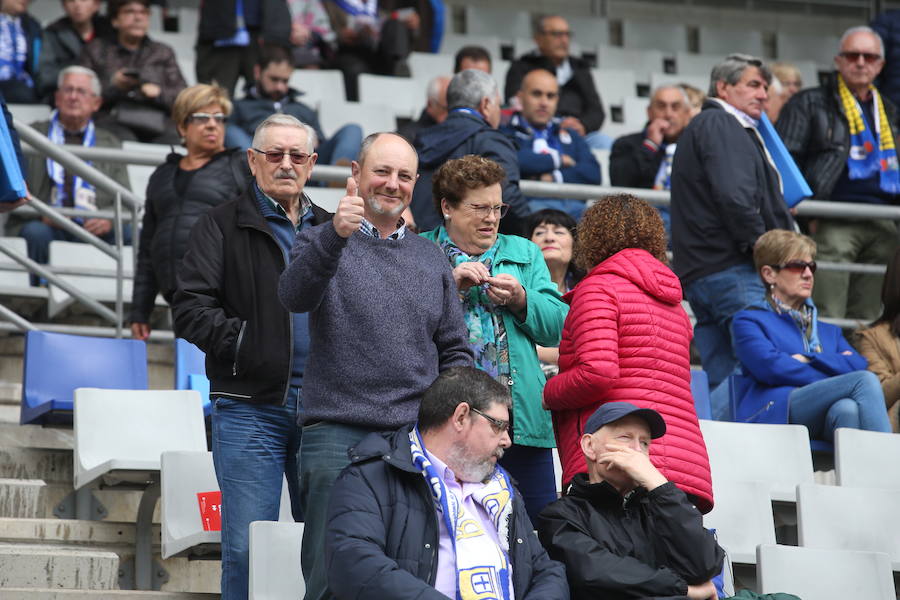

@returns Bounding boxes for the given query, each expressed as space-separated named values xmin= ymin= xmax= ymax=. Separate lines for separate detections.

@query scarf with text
xmin=0 ymin=14 xmax=31 ymax=87
xmin=46 ymin=110 xmax=97 ymax=221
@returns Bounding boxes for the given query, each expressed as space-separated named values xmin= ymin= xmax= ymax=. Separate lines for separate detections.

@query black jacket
xmin=131 ymin=149 xmax=250 ymax=322
xmin=671 ymin=100 xmax=794 ymax=284
xmin=172 ymin=184 xmax=332 ymax=406
xmin=504 ymin=52 xmax=605 ymax=133
xmin=776 ymin=75 xmax=900 ymax=200
xmin=537 ymin=474 xmax=725 ymax=600
xmin=872 ymin=11 xmax=900 ymax=110
xmin=609 ymin=129 xmax=665 ymax=189
xmin=38 ymin=14 xmax=115 ymax=98
xmin=325 ymin=425 xmax=570 ymax=600
xmin=198 ymin=0 xmax=291 ymax=46
xmin=412 ymin=111 xmax=528 ymax=234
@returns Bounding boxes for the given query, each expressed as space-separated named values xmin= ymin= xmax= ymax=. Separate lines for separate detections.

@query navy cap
xmin=583 ymin=402 xmax=666 ymax=439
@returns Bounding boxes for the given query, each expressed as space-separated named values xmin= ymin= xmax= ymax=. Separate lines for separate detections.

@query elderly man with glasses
xmin=173 ymin=113 xmax=331 ymax=600
xmin=777 ymin=26 xmax=900 ymax=321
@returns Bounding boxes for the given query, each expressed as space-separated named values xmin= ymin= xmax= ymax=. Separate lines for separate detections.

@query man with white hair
xmin=412 ymin=68 xmax=530 ymax=234
xmin=172 ymin=113 xmax=332 ymax=600
xmin=398 ymin=74 xmax=450 ymax=142
xmin=12 ymin=66 xmax=129 ymax=271
xmin=777 ymin=26 xmax=900 ymax=320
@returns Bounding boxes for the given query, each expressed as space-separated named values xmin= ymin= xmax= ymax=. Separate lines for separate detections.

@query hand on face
xmin=597 ymin=442 xmax=667 ymax=491
xmin=334 ymin=177 xmax=365 ymax=238
xmin=645 ymin=118 xmax=670 ymax=146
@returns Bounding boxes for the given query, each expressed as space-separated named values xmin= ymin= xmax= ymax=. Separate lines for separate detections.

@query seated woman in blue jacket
xmin=731 ymin=229 xmax=891 ymax=441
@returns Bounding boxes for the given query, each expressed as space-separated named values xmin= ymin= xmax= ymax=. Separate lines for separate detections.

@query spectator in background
xmin=413 ymin=69 xmax=529 ymax=234
xmin=454 ymin=44 xmax=491 ymax=73
xmin=420 ymin=155 xmax=567 ymax=524
xmin=765 ymin=76 xmax=788 ymax=122
xmin=173 ymin=114 xmax=330 ymax=600
xmin=325 ymin=367 xmax=569 ymax=600
xmin=500 ymin=68 xmax=600 ymax=221
xmin=79 ymin=0 xmax=187 ymax=143
xmin=11 ymin=67 xmax=130 ymax=276
xmin=0 ymin=89 xmax=27 ymax=237
xmin=777 ymin=26 xmax=900 ymax=321
xmin=771 ymin=61 xmax=803 ymax=98
xmin=855 ymin=247 xmax=900 ymax=432
xmin=287 ymin=0 xmax=336 ymax=68
xmin=130 ymin=84 xmax=249 ymax=341
xmin=543 ymin=196 xmax=713 ymax=512
xmin=732 ymin=229 xmax=891 ymax=440
xmin=196 ymin=0 xmax=291 ymax=98
xmin=38 ymin=0 xmax=113 ymax=99
xmin=610 ymin=84 xmax=692 ymax=237
xmin=226 ymin=45 xmax=362 ymax=166
xmin=0 ymin=0 xmax=40 ymax=103
xmin=671 ymin=53 xmax=794 ymax=391
xmin=397 ymin=74 xmax=449 ymax=142
xmin=538 ymin=402 xmax=724 ymax=600
xmin=504 ymin=15 xmax=606 ymax=149
xmin=277 ymin=132 xmax=472 ymax=600
xmin=680 ymin=82 xmax=705 ymax=118
xmin=871 ymin=9 xmax=900 ymax=109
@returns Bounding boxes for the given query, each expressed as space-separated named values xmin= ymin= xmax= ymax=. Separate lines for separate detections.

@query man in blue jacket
xmin=325 ymin=366 xmax=568 ymax=600
xmin=501 ymin=68 xmax=600 ymax=221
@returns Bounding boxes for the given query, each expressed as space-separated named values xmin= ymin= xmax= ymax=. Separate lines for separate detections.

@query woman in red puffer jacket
xmin=543 ymin=195 xmax=714 ymax=513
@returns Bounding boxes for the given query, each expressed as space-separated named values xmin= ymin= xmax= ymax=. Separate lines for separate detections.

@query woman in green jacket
xmin=421 ymin=154 xmax=568 ymax=522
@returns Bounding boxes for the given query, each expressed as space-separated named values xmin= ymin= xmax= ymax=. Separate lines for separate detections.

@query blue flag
xmin=757 ymin=112 xmax=812 ymax=208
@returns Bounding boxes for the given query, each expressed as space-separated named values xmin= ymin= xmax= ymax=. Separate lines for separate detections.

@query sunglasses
xmin=772 ymin=260 xmax=817 ymax=274
xmin=187 ymin=112 xmax=226 ymax=125
xmin=469 ymin=406 xmax=510 ymax=434
xmin=839 ymin=51 xmax=882 ymax=64
xmin=252 ymin=148 xmax=312 ymax=165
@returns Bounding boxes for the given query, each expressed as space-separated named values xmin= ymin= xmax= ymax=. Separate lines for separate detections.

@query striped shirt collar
xmin=359 ymin=217 xmax=406 ymax=240
xmin=711 ymin=97 xmax=759 ymax=129
xmin=253 ymin=183 xmax=311 ymax=225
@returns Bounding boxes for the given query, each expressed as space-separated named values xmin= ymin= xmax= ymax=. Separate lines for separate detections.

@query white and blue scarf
xmin=0 ymin=14 xmax=32 ymax=87
xmin=47 ymin=110 xmax=96 ymax=221
xmin=409 ymin=426 xmax=515 ymax=600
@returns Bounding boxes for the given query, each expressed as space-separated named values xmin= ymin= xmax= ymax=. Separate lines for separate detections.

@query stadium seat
xmin=673 ymin=52 xmax=720 ymax=78
xmin=249 ymin=521 xmax=306 ymax=600
xmin=465 ymin=6 xmax=531 ymax=41
xmin=494 ymin=60 xmax=512 ymax=90
xmin=174 ymin=338 xmax=211 ymax=416
xmin=699 ymin=420 xmax=814 ymax=502
xmin=177 ymin=57 xmax=197 ymax=87
xmin=775 ymin=32 xmax=840 ymax=66
xmin=440 ymin=34 xmax=503 ymax=64
xmin=408 ymin=52 xmax=453 ymax=80
xmin=690 ymin=370 xmax=712 ymax=421
xmin=835 ymin=428 xmax=900 ymax=490
xmin=797 ymin=483 xmax=900 ymax=569
xmin=126 ymin=163 xmax=156 ymax=200
xmin=150 ymin=31 xmax=196 ymax=63
xmin=789 ymin=60 xmax=822 ymax=91
xmin=702 ymin=480 xmax=775 ymax=564
xmin=621 ymin=20 xmax=688 ymax=54
xmin=288 ymin=70 xmax=346 ymax=110
xmin=649 ymin=73 xmax=708 ymax=96
xmin=8 ymin=103 xmax=51 ymax=125
xmin=0 ymin=236 xmax=49 ymax=299
xmin=621 ymin=96 xmax=649 ymax=132
xmin=595 ymin=46 xmax=665 ymax=84
xmin=756 ymin=544 xmax=895 ymax=600
xmin=318 ymin=101 xmax=397 ymax=139
xmin=568 ymin=17 xmax=610 ymax=49
xmin=121 ymin=140 xmax=171 ymax=161
xmin=358 ymin=74 xmax=424 ymax=119
xmin=591 ymin=68 xmax=638 ymax=112
xmin=21 ymin=331 xmax=148 ymax=425
xmin=697 ymin=27 xmax=764 ymax=58
xmin=306 ymin=188 xmax=344 ymax=214
xmin=47 ymin=241 xmax=143 ymax=318
xmin=590 ymin=149 xmax=610 ymax=188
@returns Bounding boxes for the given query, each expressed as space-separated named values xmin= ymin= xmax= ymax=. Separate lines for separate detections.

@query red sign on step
xmin=197 ymin=491 xmax=222 ymax=531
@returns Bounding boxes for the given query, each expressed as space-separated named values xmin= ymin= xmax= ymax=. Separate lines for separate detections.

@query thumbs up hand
xmin=334 ymin=177 xmax=366 ymax=238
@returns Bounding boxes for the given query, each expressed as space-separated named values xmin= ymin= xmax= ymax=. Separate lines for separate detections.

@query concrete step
xmin=0 ymin=591 xmax=218 ymax=600
xmin=0 ymin=481 xmax=162 ymax=523
xmin=0 ymin=479 xmax=46 ymax=518
xmin=0 ymin=542 xmax=119 ymax=590
xmin=0 ymin=422 xmax=73 ymax=450
xmin=0 ymin=380 xmax=21 ymax=403
xmin=0 ymin=447 xmax=73 ymax=482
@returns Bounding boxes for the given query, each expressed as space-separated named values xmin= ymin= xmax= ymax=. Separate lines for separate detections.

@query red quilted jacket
xmin=543 ymin=248 xmax=714 ymax=513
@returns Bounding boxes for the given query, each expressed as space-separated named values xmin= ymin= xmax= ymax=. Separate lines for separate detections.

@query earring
xmin=443 ymin=214 xmax=450 ymax=220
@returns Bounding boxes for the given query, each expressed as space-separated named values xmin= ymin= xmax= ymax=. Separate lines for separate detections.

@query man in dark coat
xmin=413 ymin=68 xmax=529 ymax=235
xmin=326 ymin=367 xmax=569 ymax=600
xmin=538 ymin=402 xmax=725 ymax=600
xmin=38 ymin=0 xmax=113 ymax=98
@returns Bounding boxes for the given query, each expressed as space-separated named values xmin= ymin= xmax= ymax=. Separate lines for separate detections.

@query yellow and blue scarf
xmin=837 ymin=74 xmax=900 ymax=194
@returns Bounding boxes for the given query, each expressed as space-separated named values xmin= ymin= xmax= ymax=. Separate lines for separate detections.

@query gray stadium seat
xmin=649 ymin=73 xmax=708 ymax=97
xmin=591 ymin=68 xmax=638 ymax=111
xmin=590 ymin=149 xmax=610 ymax=188
xmin=306 ymin=188 xmax=344 ymax=214
xmin=697 ymin=27 xmax=764 ymax=58
xmin=358 ymin=74 xmax=423 ymax=119
xmin=288 ymin=70 xmax=346 ymax=110
xmin=0 ymin=237 xmax=48 ymax=299
xmin=621 ymin=20 xmax=688 ymax=55
xmin=674 ymin=52 xmax=719 ymax=78
xmin=776 ymin=32 xmax=840 ymax=66
xmin=788 ymin=60 xmax=822 ymax=92
xmin=702 ymin=481 xmax=775 ymax=564
xmin=465 ymin=6 xmax=531 ymax=41
xmin=596 ymin=46 xmax=665 ymax=84
xmin=621 ymin=96 xmax=649 ymax=132
xmin=408 ymin=52 xmax=453 ymax=79
xmin=249 ymin=521 xmax=306 ymax=600
xmin=318 ymin=101 xmax=397 ymax=139
xmin=8 ymin=103 xmax=51 ymax=125
xmin=757 ymin=544 xmax=895 ymax=600
xmin=568 ymin=17 xmax=609 ymax=49
xmin=494 ymin=60 xmax=511 ymax=91
xmin=127 ymin=164 xmax=156 ymax=201
xmin=699 ymin=420 xmax=814 ymax=502
xmin=835 ymin=428 xmax=900 ymax=490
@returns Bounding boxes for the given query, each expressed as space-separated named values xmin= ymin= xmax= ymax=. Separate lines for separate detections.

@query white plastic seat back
xmin=0 ymin=237 xmax=46 ymax=298
xmin=47 ymin=241 xmax=139 ymax=317
xmin=835 ymin=428 xmax=900 ymax=490
xmin=8 ymin=103 xmax=51 ymax=125
xmin=702 ymin=480 xmax=775 ymax=564
xmin=358 ymin=74 xmax=424 ymax=119
xmin=622 ymin=20 xmax=688 ymax=54
xmin=73 ymin=388 xmax=207 ymax=490
xmin=622 ymin=97 xmax=650 ymax=132
xmin=306 ymin=188 xmax=344 ymax=214
xmin=697 ymin=27 xmax=763 ymax=57
xmin=464 ymin=6 xmax=530 ymax=40
xmin=649 ymin=73 xmax=708 ymax=97
xmin=408 ymin=52 xmax=453 ymax=80
xmin=591 ymin=69 xmax=638 ymax=111
xmin=591 ymin=149 xmax=610 ymax=189
xmin=289 ymin=70 xmax=346 ymax=109
xmin=569 ymin=17 xmax=610 ymax=49
xmin=757 ymin=544 xmax=895 ymax=600
xmin=249 ymin=521 xmax=305 ymax=600
xmin=318 ymin=102 xmax=397 ymax=139
xmin=673 ymin=52 xmax=720 ymax=77
xmin=776 ymin=32 xmax=840 ymax=66
xmin=595 ymin=46 xmax=664 ymax=84
xmin=699 ymin=420 xmax=814 ymax=502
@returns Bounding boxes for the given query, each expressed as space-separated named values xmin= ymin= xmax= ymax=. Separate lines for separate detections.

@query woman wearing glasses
xmin=420 ymin=155 xmax=567 ymax=524
xmin=731 ymin=229 xmax=890 ymax=440
xmin=130 ymin=84 xmax=250 ymax=340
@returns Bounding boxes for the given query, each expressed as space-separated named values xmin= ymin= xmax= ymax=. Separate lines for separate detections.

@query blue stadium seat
xmin=174 ymin=338 xmax=211 ymax=416
xmin=21 ymin=331 xmax=148 ymax=425
xmin=690 ymin=370 xmax=712 ymax=420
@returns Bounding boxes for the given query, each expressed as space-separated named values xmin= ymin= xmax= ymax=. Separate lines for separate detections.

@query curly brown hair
xmin=432 ymin=155 xmax=506 ymax=217
xmin=574 ymin=194 xmax=667 ymax=271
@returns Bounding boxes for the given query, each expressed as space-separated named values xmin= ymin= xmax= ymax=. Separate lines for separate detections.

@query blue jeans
xmin=527 ymin=198 xmax=586 ymax=222
xmin=789 ymin=371 xmax=891 ymax=442
xmin=300 ymin=421 xmax=379 ymax=600
xmin=212 ymin=387 xmax=303 ymax=600
xmin=225 ymin=123 xmax=362 ymax=166
xmin=683 ymin=263 xmax=765 ymax=390
xmin=499 ymin=444 xmax=556 ymax=525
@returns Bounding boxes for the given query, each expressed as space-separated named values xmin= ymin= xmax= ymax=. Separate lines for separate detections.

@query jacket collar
xmin=235 ymin=182 xmax=323 ymax=232
xmin=349 ymin=424 xmax=422 ymax=474
xmin=567 ymin=472 xmax=649 ymax=508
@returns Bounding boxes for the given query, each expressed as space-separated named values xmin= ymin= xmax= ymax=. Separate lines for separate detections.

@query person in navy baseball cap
xmin=583 ymin=401 xmax=667 ymax=438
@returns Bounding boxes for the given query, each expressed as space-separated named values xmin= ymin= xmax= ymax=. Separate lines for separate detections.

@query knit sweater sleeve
xmin=278 ymin=221 xmax=349 ymax=313
xmin=432 ymin=246 xmax=475 ymax=370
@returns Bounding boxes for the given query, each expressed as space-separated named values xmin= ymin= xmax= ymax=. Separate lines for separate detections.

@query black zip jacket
xmin=197 ymin=0 xmax=291 ymax=46
xmin=325 ymin=426 xmax=570 ymax=600
xmin=537 ymin=474 xmax=725 ymax=600
xmin=172 ymin=184 xmax=331 ymax=406
xmin=776 ymin=74 xmax=900 ymax=200
xmin=609 ymin=129 xmax=665 ymax=189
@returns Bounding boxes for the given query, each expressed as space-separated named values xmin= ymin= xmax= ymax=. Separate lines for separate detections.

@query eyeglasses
xmin=59 ymin=86 xmax=94 ymax=98
xmin=839 ymin=51 xmax=882 ymax=64
xmin=187 ymin=113 xmax=226 ymax=125
xmin=469 ymin=406 xmax=510 ymax=434
xmin=541 ymin=29 xmax=572 ymax=38
xmin=772 ymin=260 xmax=817 ymax=274
xmin=464 ymin=203 xmax=509 ymax=218
xmin=252 ymin=148 xmax=312 ymax=165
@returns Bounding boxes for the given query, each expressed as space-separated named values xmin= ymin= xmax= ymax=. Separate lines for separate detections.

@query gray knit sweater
xmin=278 ymin=222 xmax=473 ymax=428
